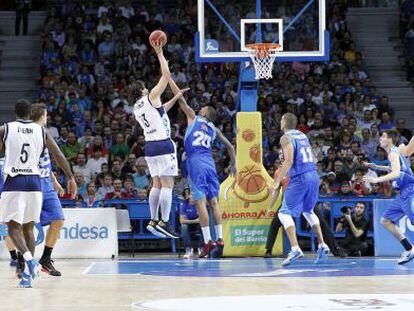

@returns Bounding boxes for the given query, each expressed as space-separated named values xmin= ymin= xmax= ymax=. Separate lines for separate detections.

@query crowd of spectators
xmin=37 ymin=0 xmax=412 ymax=206
xmin=400 ymin=0 xmax=414 ymax=81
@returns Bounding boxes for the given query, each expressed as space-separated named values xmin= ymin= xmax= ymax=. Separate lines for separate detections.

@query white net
xmin=246 ymin=44 xmax=281 ymax=80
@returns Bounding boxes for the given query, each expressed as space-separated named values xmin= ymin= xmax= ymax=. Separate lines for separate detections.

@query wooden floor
xmin=1 ymin=255 xmax=414 ymax=311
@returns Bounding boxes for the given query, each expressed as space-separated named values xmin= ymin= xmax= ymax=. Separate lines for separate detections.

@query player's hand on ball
xmin=152 ymin=40 xmax=163 ymax=54
xmin=67 ymin=177 xmax=78 ymax=199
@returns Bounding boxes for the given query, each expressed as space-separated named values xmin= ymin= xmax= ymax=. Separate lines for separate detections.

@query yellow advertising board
xmin=219 ymin=112 xmax=283 ymax=256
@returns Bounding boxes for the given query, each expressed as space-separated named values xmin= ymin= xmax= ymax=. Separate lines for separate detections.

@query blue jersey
xmin=39 ymin=147 xmax=53 ymax=179
xmin=389 ymin=146 xmax=414 ymax=193
xmin=184 ymin=116 xmax=217 ymax=160
xmin=184 ymin=116 xmax=220 ymax=201
xmin=284 ymin=130 xmax=317 ymax=178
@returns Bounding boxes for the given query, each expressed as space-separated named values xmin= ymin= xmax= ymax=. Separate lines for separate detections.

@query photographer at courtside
xmin=335 ymin=202 xmax=370 ymax=256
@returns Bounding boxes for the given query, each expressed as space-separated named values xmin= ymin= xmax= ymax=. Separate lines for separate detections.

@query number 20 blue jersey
xmin=184 ymin=116 xmax=220 ymax=201
xmin=284 ymin=129 xmax=317 ymax=178
xmin=184 ymin=116 xmax=216 ymax=159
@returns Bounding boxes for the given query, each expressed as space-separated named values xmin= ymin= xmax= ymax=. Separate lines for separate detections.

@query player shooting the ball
xmin=129 ymin=36 xmax=189 ymax=239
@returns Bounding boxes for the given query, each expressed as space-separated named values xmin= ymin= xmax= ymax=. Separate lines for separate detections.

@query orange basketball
xmin=242 ymin=129 xmax=255 ymax=142
xmin=149 ymin=30 xmax=167 ymax=47
xmin=249 ymin=144 xmax=261 ymax=163
xmin=274 ymin=168 xmax=290 ymax=190
xmin=237 ymin=165 xmax=266 ymax=195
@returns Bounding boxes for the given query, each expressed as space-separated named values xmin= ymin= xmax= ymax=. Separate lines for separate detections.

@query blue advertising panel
xmin=374 ymin=199 xmax=414 ymax=256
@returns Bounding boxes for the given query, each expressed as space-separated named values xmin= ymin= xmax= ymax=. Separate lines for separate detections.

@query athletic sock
xmin=23 ymin=251 xmax=33 ymax=262
xmin=160 ymin=187 xmax=173 ymax=222
xmin=214 ymin=224 xmax=223 ymax=240
xmin=292 ymin=246 xmax=301 ymax=253
xmin=10 ymin=250 xmax=17 ymax=260
xmin=400 ymin=238 xmax=413 ymax=251
xmin=149 ymin=187 xmax=161 ymax=221
xmin=41 ymin=246 xmax=53 ymax=261
xmin=17 ymin=252 xmax=24 ymax=264
xmin=201 ymin=226 xmax=211 ymax=244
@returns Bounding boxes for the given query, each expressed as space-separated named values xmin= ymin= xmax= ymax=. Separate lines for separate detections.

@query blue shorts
xmin=383 ymin=190 xmax=414 ymax=224
xmin=280 ymin=170 xmax=319 ymax=217
xmin=40 ymin=178 xmax=64 ymax=226
xmin=0 ymin=224 xmax=8 ymax=237
xmin=186 ymin=157 xmax=220 ymax=201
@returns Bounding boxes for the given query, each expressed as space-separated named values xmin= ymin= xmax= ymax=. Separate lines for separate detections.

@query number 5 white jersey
xmin=3 ymin=120 xmax=45 ymax=177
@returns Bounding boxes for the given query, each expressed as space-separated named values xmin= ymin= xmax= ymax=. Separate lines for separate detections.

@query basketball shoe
xmin=156 ymin=221 xmax=179 ymax=239
xmin=315 ymin=243 xmax=330 ymax=264
xmin=147 ymin=220 xmax=166 ymax=238
xmin=398 ymin=248 xmax=414 ymax=265
xmin=282 ymin=247 xmax=304 ymax=266
xmin=199 ymin=240 xmax=217 ymax=258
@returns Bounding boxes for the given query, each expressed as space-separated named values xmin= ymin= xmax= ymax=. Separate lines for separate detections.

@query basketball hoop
xmin=245 ymin=43 xmax=281 ymax=80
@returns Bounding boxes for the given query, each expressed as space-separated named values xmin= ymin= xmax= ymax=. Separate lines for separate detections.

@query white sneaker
xmin=398 ymin=249 xmax=414 ymax=265
xmin=282 ymin=248 xmax=304 ymax=267
xmin=183 ymin=248 xmax=193 ymax=260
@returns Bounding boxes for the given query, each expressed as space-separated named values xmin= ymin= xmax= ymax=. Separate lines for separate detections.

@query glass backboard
xmin=196 ymin=0 xmax=329 ymax=62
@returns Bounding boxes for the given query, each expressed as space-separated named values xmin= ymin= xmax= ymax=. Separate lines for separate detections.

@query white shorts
xmin=145 ymin=153 xmax=178 ymax=177
xmin=0 ymin=191 xmax=43 ymax=224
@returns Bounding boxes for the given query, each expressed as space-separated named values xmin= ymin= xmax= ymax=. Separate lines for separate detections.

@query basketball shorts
xmin=383 ymin=191 xmax=414 ymax=225
xmin=187 ymin=157 xmax=220 ymax=201
xmin=0 ymin=224 xmax=8 ymax=237
xmin=146 ymin=153 xmax=178 ymax=177
xmin=0 ymin=175 xmax=42 ymax=224
xmin=279 ymin=170 xmax=319 ymax=218
xmin=40 ymin=177 xmax=64 ymax=226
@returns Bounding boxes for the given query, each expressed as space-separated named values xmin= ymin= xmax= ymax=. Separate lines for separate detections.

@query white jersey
xmin=3 ymin=120 xmax=44 ymax=177
xmin=133 ymin=95 xmax=171 ymax=142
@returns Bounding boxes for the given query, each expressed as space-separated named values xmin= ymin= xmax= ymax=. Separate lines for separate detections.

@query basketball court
xmin=1 ymin=256 xmax=414 ymax=310
xmin=0 ymin=0 xmax=413 ymax=310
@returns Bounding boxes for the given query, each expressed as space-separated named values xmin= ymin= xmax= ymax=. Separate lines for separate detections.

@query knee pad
xmin=303 ymin=212 xmax=320 ymax=227
xmin=278 ymin=212 xmax=295 ymax=229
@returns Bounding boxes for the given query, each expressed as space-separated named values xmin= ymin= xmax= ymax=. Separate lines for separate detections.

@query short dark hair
xmin=384 ymin=129 xmax=398 ymax=144
xmin=204 ymin=106 xmax=217 ymax=122
xmin=31 ymin=103 xmax=47 ymax=122
xmin=15 ymin=99 xmax=32 ymax=119
xmin=356 ymin=202 xmax=366 ymax=208
xmin=129 ymin=81 xmax=146 ymax=101
xmin=283 ymin=113 xmax=298 ymax=129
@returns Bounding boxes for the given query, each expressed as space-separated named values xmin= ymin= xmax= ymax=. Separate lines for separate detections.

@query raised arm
xmin=149 ymin=42 xmax=171 ymax=108
xmin=168 ymin=76 xmax=196 ymax=122
xmin=363 ymin=152 xmax=400 ymax=184
xmin=215 ymin=128 xmax=236 ymax=176
xmin=45 ymin=131 xmax=77 ymax=198
xmin=399 ymin=136 xmax=414 ymax=156
xmin=163 ymin=88 xmax=190 ymax=112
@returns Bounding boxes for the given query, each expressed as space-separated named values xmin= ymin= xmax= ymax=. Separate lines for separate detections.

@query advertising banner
xmin=374 ymin=199 xmax=414 ymax=256
xmin=0 ymin=208 xmax=118 ymax=259
xmin=220 ymin=112 xmax=283 ymax=256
